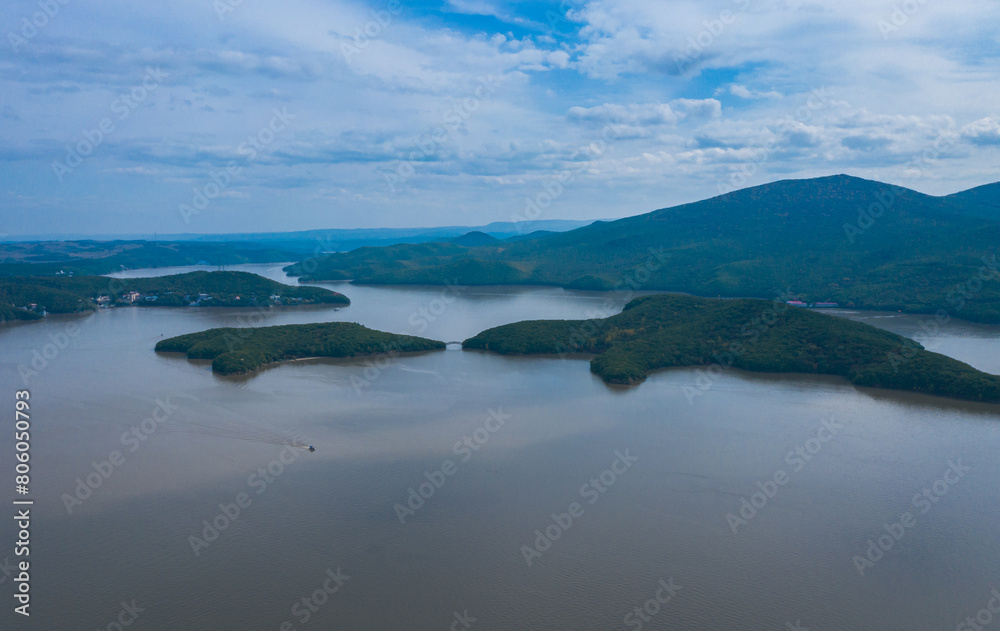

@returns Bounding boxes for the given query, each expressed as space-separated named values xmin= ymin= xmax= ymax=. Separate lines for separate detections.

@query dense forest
xmin=463 ymin=294 xmax=1000 ymax=403
xmin=285 ymin=175 xmax=1000 ymax=323
xmin=0 ymin=271 xmax=348 ymax=321
xmin=156 ymin=322 xmax=445 ymax=375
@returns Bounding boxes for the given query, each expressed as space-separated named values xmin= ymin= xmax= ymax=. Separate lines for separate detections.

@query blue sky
xmin=1 ymin=0 xmax=998 ymax=235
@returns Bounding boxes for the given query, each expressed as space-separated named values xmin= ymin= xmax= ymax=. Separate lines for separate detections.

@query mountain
xmin=946 ymin=182 xmax=1000 ymax=219
xmin=448 ymin=231 xmax=500 ymax=247
xmin=284 ymin=175 xmax=1000 ymax=323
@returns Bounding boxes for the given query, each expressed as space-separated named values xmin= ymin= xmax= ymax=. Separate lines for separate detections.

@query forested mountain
xmin=285 ymin=175 xmax=1000 ymax=322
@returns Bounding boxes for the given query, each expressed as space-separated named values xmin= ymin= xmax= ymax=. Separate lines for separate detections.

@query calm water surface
xmin=1 ymin=264 xmax=999 ymax=630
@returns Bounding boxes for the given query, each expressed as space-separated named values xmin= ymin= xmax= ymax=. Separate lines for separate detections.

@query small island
xmin=463 ymin=294 xmax=1000 ymax=403
xmin=0 ymin=271 xmax=348 ymax=322
xmin=156 ymin=322 xmax=445 ymax=375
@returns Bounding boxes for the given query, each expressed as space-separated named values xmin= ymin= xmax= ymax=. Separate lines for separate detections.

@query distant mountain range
xmin=0 ymin=220 xmax=595 ymax=247
xmin=0 ymin=220 xmax=594 ymax=276
xmin=284 ymin=174 xmax=1000 ymax=323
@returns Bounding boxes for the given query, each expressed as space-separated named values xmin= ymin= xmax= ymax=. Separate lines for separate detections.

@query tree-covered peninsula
xmin=156 ymin=322 xmax=445 ymax=375
xmin=0 ymin=271 xmax=348 ymax=321
xmin=463 ymin=294 xmax=1000 ymax=403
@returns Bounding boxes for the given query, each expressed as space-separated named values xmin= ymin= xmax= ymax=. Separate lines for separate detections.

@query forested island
xmin=0 ymin=271 xmax=348 ymax=322
xmin=463 ymin=294 xmax=1000 ymax=403
xmin=156 ymin=322 xmax=445 ymax=375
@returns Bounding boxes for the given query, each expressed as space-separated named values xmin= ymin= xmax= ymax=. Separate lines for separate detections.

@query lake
xmin=2 ymin=263 xmax=999 ymax=630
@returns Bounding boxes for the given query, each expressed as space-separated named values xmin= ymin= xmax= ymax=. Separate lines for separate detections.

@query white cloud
xmin=1 ymin=0 xmax=999 ymax=233
xmin=671 ymin=98 xmax=722 ymax=120
xmin=568 ymin=99 xmax=720 ymax=127
xmin=568 ymin=102 xmax=678 ymax=126
xmin=962 ymin=118 xmax=1000 ymax=146
xmin=728 ymin=84 xmax=782 ymax=100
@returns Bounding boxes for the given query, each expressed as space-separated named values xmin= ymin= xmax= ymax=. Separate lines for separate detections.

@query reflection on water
xmin=0 ymin=265 xmax=998 ymax=630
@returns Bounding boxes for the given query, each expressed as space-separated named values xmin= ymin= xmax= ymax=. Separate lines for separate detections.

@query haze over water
xmin=2 ymin=264 xmax=999 ymax=630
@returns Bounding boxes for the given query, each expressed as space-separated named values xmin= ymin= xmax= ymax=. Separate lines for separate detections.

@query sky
xmin=1 ymin=0 xmax=999 ymax=236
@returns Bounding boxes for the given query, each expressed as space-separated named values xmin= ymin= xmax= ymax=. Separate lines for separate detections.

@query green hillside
xmin=285 ymin=175 xmax=1000 ymax=322
xmin=946 ymin=182 xmax=1000 ymax=219
xmin=463 ymin=294 xmax=1000 ymax=402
